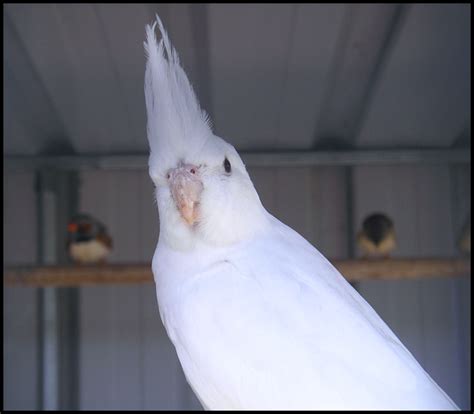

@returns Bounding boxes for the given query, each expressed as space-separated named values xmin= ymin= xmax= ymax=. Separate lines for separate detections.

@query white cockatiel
xmin=144 ymin=16 xmax=459 ymax=410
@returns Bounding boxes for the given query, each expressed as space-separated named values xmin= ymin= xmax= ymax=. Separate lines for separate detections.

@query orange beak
xmin=169 ymin=164 xmax=203 ymax=226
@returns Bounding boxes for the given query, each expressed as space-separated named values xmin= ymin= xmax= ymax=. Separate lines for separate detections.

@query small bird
xmin=356 ymin=213 xmax=396 ymax=258
xmin=66 ymin=214 xmax=112 ymax=264
xmin=144 ymin=16 xmax=458 ymax=410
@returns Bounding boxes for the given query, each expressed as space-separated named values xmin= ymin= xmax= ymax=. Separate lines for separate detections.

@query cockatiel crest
xmin=144 ymin=16 xmax=212 ymax=181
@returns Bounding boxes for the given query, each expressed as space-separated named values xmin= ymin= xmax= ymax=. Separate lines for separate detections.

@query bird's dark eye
xmin=224 ymin=157 xmax=231 ymax=174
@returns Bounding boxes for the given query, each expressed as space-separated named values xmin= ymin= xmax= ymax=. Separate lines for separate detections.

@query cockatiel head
xmin=144 ymin=16 xmax=267 ymax=250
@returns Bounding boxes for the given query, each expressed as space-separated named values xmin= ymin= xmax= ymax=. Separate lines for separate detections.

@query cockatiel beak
xmin=168 ymin=164 xmax=203 ymax=226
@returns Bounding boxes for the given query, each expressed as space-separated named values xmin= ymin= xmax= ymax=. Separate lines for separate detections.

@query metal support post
xmin=36 ymin=169 xmax=80 ymax=410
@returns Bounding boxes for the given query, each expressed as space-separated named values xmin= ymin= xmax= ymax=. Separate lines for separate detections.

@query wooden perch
xmin=3 ymin=258 xmax=470 ymax=287
xmin=336 ymin=258 xmax=470 ymax=282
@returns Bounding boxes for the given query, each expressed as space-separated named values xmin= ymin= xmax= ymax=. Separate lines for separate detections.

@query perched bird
xmin=66 ymin=214 xmax=112 ymax=264
xmin=144 ymin=16 xmax=458 ymax=410
xmin=356 ymin=213 xmax=396 ymax=258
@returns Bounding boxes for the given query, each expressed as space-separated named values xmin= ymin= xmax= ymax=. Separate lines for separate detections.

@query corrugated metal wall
xmin=3 ymin=165 xmax=471 ymax=410
xmin=4 ymin=172 xmax=39 ymax=410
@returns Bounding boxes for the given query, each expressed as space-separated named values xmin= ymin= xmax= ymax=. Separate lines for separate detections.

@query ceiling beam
xmin=314 ymin=4 xmax=407 ymax=146
xmin=189 ymin=3 xmax=213 ymax=121
xmin=4 ymin=148 xmax=470 ymax=171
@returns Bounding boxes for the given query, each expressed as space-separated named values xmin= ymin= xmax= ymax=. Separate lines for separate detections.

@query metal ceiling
xmin=3 ymin=4 xmax=471 ymax=157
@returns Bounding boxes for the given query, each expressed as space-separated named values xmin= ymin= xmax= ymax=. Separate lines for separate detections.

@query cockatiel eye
xmin=223 ymin=157 xmax=231 ymax=174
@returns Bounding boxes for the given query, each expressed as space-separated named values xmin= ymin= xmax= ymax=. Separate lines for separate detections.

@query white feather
xmin=144 ymin=15 xmax=212 ymax=183
xmin=144 ymin=16 xmax=460 ymax=410
xmin=153 ymin=217 xmax=459 ymax=410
